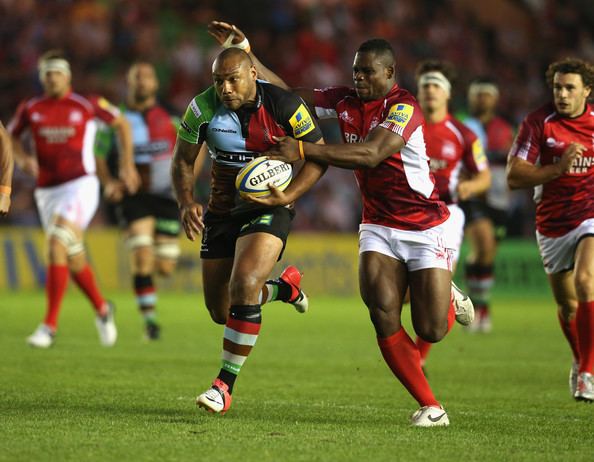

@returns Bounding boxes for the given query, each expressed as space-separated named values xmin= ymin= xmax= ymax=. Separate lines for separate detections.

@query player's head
xmin=212 ymin=48 xmax=257 ymax=110
xmin=415 ymin=60 xmax=456 ymax=114
xmin=38 ymin=50 xmax=71 ymax=98
xmin=127 ymin=62 xmax=159 ymax=104
xmin=353 ymin=39 xmax=396 ymax=101
xmin=546 ymin=58 xmax=594 ymax=118
xmin=468 ymin=77 xmax=499 ymax=117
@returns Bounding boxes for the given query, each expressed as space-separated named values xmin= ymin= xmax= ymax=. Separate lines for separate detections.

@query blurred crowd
xmin=1 ymin=0 xmax=593 ymax=234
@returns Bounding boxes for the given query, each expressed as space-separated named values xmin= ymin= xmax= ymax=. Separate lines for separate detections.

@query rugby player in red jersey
xmin=8 ymin=50 xmax=140 ymax=348
xmin=463 ymin=77 xmax=515 ymax=333
xmin=209 ymin=21 xmax=474 ymax=426
xmin=507 ymin=58 xmax=594 ymax=401
xmin=0 ymin=122 xmax=13 ymax=215
xmin=415 ymin=60 xmax=491 ymax=368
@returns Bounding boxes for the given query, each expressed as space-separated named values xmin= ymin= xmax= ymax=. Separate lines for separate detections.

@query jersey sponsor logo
xmin=211 ymin=127 xmax=237 ymax=134
xmin=39 ymin=126 xmax=76 ymax=143
xmin=289 ymin=104 xmax=315 ymax=138
xmin=546 ymin=137 xmax=565 ymax=149
xmin=385 ymin=103 xmax=413 ymax=127
xmin=429 ymin=158 xmax=448 ymax=171
xmin=472 ymin=139 xmax=487 ymax=165
xmin=69 ymin=110 xmax=83 ymax=124
xmin=441 ymin=141 xmax=457 ymax=159
xmin=567 ymin=156 xmax=594 ymax=174
xmin=339 ymin=110 xmax=354 ymax=124
xmin=190 ymin=100 xmax=202 ymax=119
xmin=344 ymin=132 xmax=360 ymax=143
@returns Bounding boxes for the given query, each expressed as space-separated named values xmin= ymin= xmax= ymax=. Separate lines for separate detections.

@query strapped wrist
xmin=222 ymin=34 xmax=251 ymax=53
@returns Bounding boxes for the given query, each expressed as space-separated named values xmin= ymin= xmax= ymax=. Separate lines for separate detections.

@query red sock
xmin=557 ymin=311 xmax=580 ymax=362
xmin=416 ymin=299 xmax=456 ymax=362
xmin=378 ymin=328 xmax=440 ymax=407
xmin=576 ymin=301 xmax=594 ymax=373
xmin=72 ymin=265 xmax=106 ymax=315
xmin=44 ymin=264 xmax=69 ymax=330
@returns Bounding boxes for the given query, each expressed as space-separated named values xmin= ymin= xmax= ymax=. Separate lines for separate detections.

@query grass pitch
xmin=1 ymin=289 xmax=593 ymax=461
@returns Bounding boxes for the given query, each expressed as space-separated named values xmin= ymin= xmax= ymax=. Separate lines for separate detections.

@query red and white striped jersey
xmin=509 ymin=103 xmax=594 ymax=237
xmin=8 ymin=91 xmax=119 ymax=187
xmin=313 ymin=84 xmax=449 ymax=231
xmin=425 ymin=114 xmax=488 ymax=205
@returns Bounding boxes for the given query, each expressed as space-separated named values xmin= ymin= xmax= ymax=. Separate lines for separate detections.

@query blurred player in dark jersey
xmin=462 ymin=77 xmax=515 ymax=332
xmin=507 ymin=58 xmax=594 ymax=402
xmin=0 ymin=122 xmax=13 ymax=215
xmin=8 ymin=50 xmax=140 ymax=348
xmin=415 ymin=60 xmax=491 ymax=368
xmin=95 ymin=62 xmax=181 ymax=341
xmin=209 ymin=21 xmax=474 ymax=427
xmin=172 ymin=47 xmax=327 ymax=414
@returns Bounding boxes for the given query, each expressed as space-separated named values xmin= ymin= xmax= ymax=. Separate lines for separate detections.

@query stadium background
xmin=0 ymin=0 xmax=592 ymax=291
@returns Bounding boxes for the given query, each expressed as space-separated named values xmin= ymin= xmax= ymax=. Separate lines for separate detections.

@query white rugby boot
xmin=411 ymin=405 xmax=450 ymax=427
xmin=451 ymin=281 xmax=475 ymax=326
xmin=95 ymin=301 xmax=117 ymax=347
xmin=574 ymin=372 xmax=594 ymax=402
xmin=26 ymin=324 xmax=55 ymax=348
xmin=569 ymin=361 xmax=579 ymax=397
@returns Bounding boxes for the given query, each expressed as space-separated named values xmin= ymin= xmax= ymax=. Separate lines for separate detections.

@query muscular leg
xmin=548 ymin=270 xmax=580 ymax=362
xmin=202 ymin=258 xmax=234 ymax=324
xmin=360 ymin=251 xmax=440 ymax=408
xmin=574 ymin=237 xmax=594 ymax=375
xmin=409 ymin=268 xmax=452 ymax=343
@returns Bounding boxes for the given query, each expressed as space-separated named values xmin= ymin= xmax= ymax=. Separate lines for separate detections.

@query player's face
xmin=128 ymin=64 xmax=158 ymax=103
xmin=468 ymin=91 xmax=497 ymax=117
xmin=213 ymin=57 xmax=257 ymax=110
xmin=418 ymin=82 xmax=449 ymax=113
xmin=41 ymin=70 xmax=70 ymax=98
xmin=553 ymin=72 xmax=591 ymax=118
xmin=352 ymin=52 xmax=393 ymax=101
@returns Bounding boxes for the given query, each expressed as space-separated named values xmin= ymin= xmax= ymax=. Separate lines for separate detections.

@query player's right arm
xmin=208 ymin=21 xmax=316 ymax=108
xmin=7 ymin=101 xmax=39 ymax=179
xmin=506 ymin=114 xmax=585 ymax=189
xmin=0 ymin=122 xmax=13 ymax=215
xmin=171 ymin=89 xmax=215 ymax=241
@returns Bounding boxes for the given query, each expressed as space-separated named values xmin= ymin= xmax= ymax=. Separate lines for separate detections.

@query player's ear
xmin=385 ymin=64 xmax=395 ymax=80
xmin=250 ymin=65 xmax=257 ymax=81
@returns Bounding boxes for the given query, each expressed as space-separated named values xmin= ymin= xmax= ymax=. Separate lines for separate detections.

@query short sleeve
xmin=280 ymin=94 xmax=323 ymax=143
xmin=313 ymin=86 xmax=353 ymax=119
xmin=509 ymin=115 xmax=543 ymax=164
xmin=178 ymin=86 xmax=217 ymax=145
xmin=379 ymin=102 xmax=423 ymax=141
xmin=90 ymin=96 xmax=120 ymax=124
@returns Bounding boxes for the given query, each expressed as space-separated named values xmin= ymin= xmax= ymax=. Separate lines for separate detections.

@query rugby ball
xmin=235 ymin=157 xmax=292 ymax=197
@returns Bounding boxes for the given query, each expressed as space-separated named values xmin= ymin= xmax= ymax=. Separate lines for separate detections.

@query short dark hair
xmin=357 ymin=38 xmax=395 ymax=67
xmin=415 ymin=60 xmax=457 ymax=84
xmin=546 ymin=58 xmax=594 ymax=89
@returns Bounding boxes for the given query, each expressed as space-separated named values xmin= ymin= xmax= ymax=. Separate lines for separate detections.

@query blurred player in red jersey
xmin=507 ymin=58 xmax=594 ymax=402
xmin=95 ymin=62 xmax=181 ymax=341
xmin=0 ymin=122 xmax=14 ymax=215
xmin=462 ymin=78 xmax=515 ymax=333
xmin=209 ymin=22 xmax=474 ymax=426
xmin=8 ymin=50 xmax=140 ymax=348
xmin=415 ymin=61 xmax=491 ymax=369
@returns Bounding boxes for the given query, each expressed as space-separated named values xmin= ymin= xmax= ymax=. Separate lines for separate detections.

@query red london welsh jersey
xmin=425 ymin=114 xmax=488 ymax=204
xmin=313 ymin=84 xmax=449 ymax=231
xmin=509 ymin=103 xmax=594 ymax=237
xmin=8 ymin=91 xmax=119 ymax=187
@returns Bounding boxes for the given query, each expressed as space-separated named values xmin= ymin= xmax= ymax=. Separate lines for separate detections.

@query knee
xmin=574 ymin=270 xmax=594 ymax=300
xmin=416 ymin=323 xmax=447 ymax=343
xmin=229 ymin=273 xmax=261 ymax=302
xmin=208 ymin=309 xmax=227 ymax=325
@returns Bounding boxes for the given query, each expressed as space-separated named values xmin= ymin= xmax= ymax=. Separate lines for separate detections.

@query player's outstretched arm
xmin=111 ymin=115 xmax=140 ymax=194
xmin=0 ymin=122 xmax=13 ymax=215
xmin=266 ymin=128 xmax=404 ymax=170
xmin=506 ymin=142 xmax=586 ymax=189
xmin=171 ymin=137 xmax=204 ymax=241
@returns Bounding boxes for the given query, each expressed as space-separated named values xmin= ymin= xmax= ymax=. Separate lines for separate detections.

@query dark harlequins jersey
xmin=178 ymin=81 xmax=323 ymax=215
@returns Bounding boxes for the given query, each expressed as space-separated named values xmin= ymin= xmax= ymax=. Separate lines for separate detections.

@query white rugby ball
xmin=235 ymin=157 xmax=292 ymax=197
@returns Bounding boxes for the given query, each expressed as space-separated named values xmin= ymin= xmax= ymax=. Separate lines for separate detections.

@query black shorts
xmin=459 ymin=199 xmax=508 ymax=241
xmin=117 ymin=193 xmax=181 ymax=237
xmin=200 ymin=206 xmax=295 ymax=259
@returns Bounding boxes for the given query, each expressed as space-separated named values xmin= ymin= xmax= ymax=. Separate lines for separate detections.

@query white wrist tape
xmin=222 ymin=34 xmax=250 ymax=52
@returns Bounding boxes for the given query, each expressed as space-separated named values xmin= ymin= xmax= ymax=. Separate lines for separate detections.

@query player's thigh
xmin=359 ymin=251 xmax=408 ymax=337
xmin=409 ymin=267 xmax=451 ymax=342
xmin=127 ymin=216 xmax=156 ymax=238
xmin=202 ymin=258 xmax=234 ymax=323
xmin=574 ymin=236 xmax=594 ymax=301
xmin=465 ymin=217 xmax=496 ymax=263
xmin=230 ymin=232 xmax=284 ymax=303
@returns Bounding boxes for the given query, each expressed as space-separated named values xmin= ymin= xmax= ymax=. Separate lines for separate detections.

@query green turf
xmin=1 ymin=289 xmax=593 ymax=461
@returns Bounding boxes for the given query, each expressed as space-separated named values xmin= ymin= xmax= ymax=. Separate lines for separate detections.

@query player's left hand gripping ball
xmin=235 ymin=157 xmax=292 ymax=197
